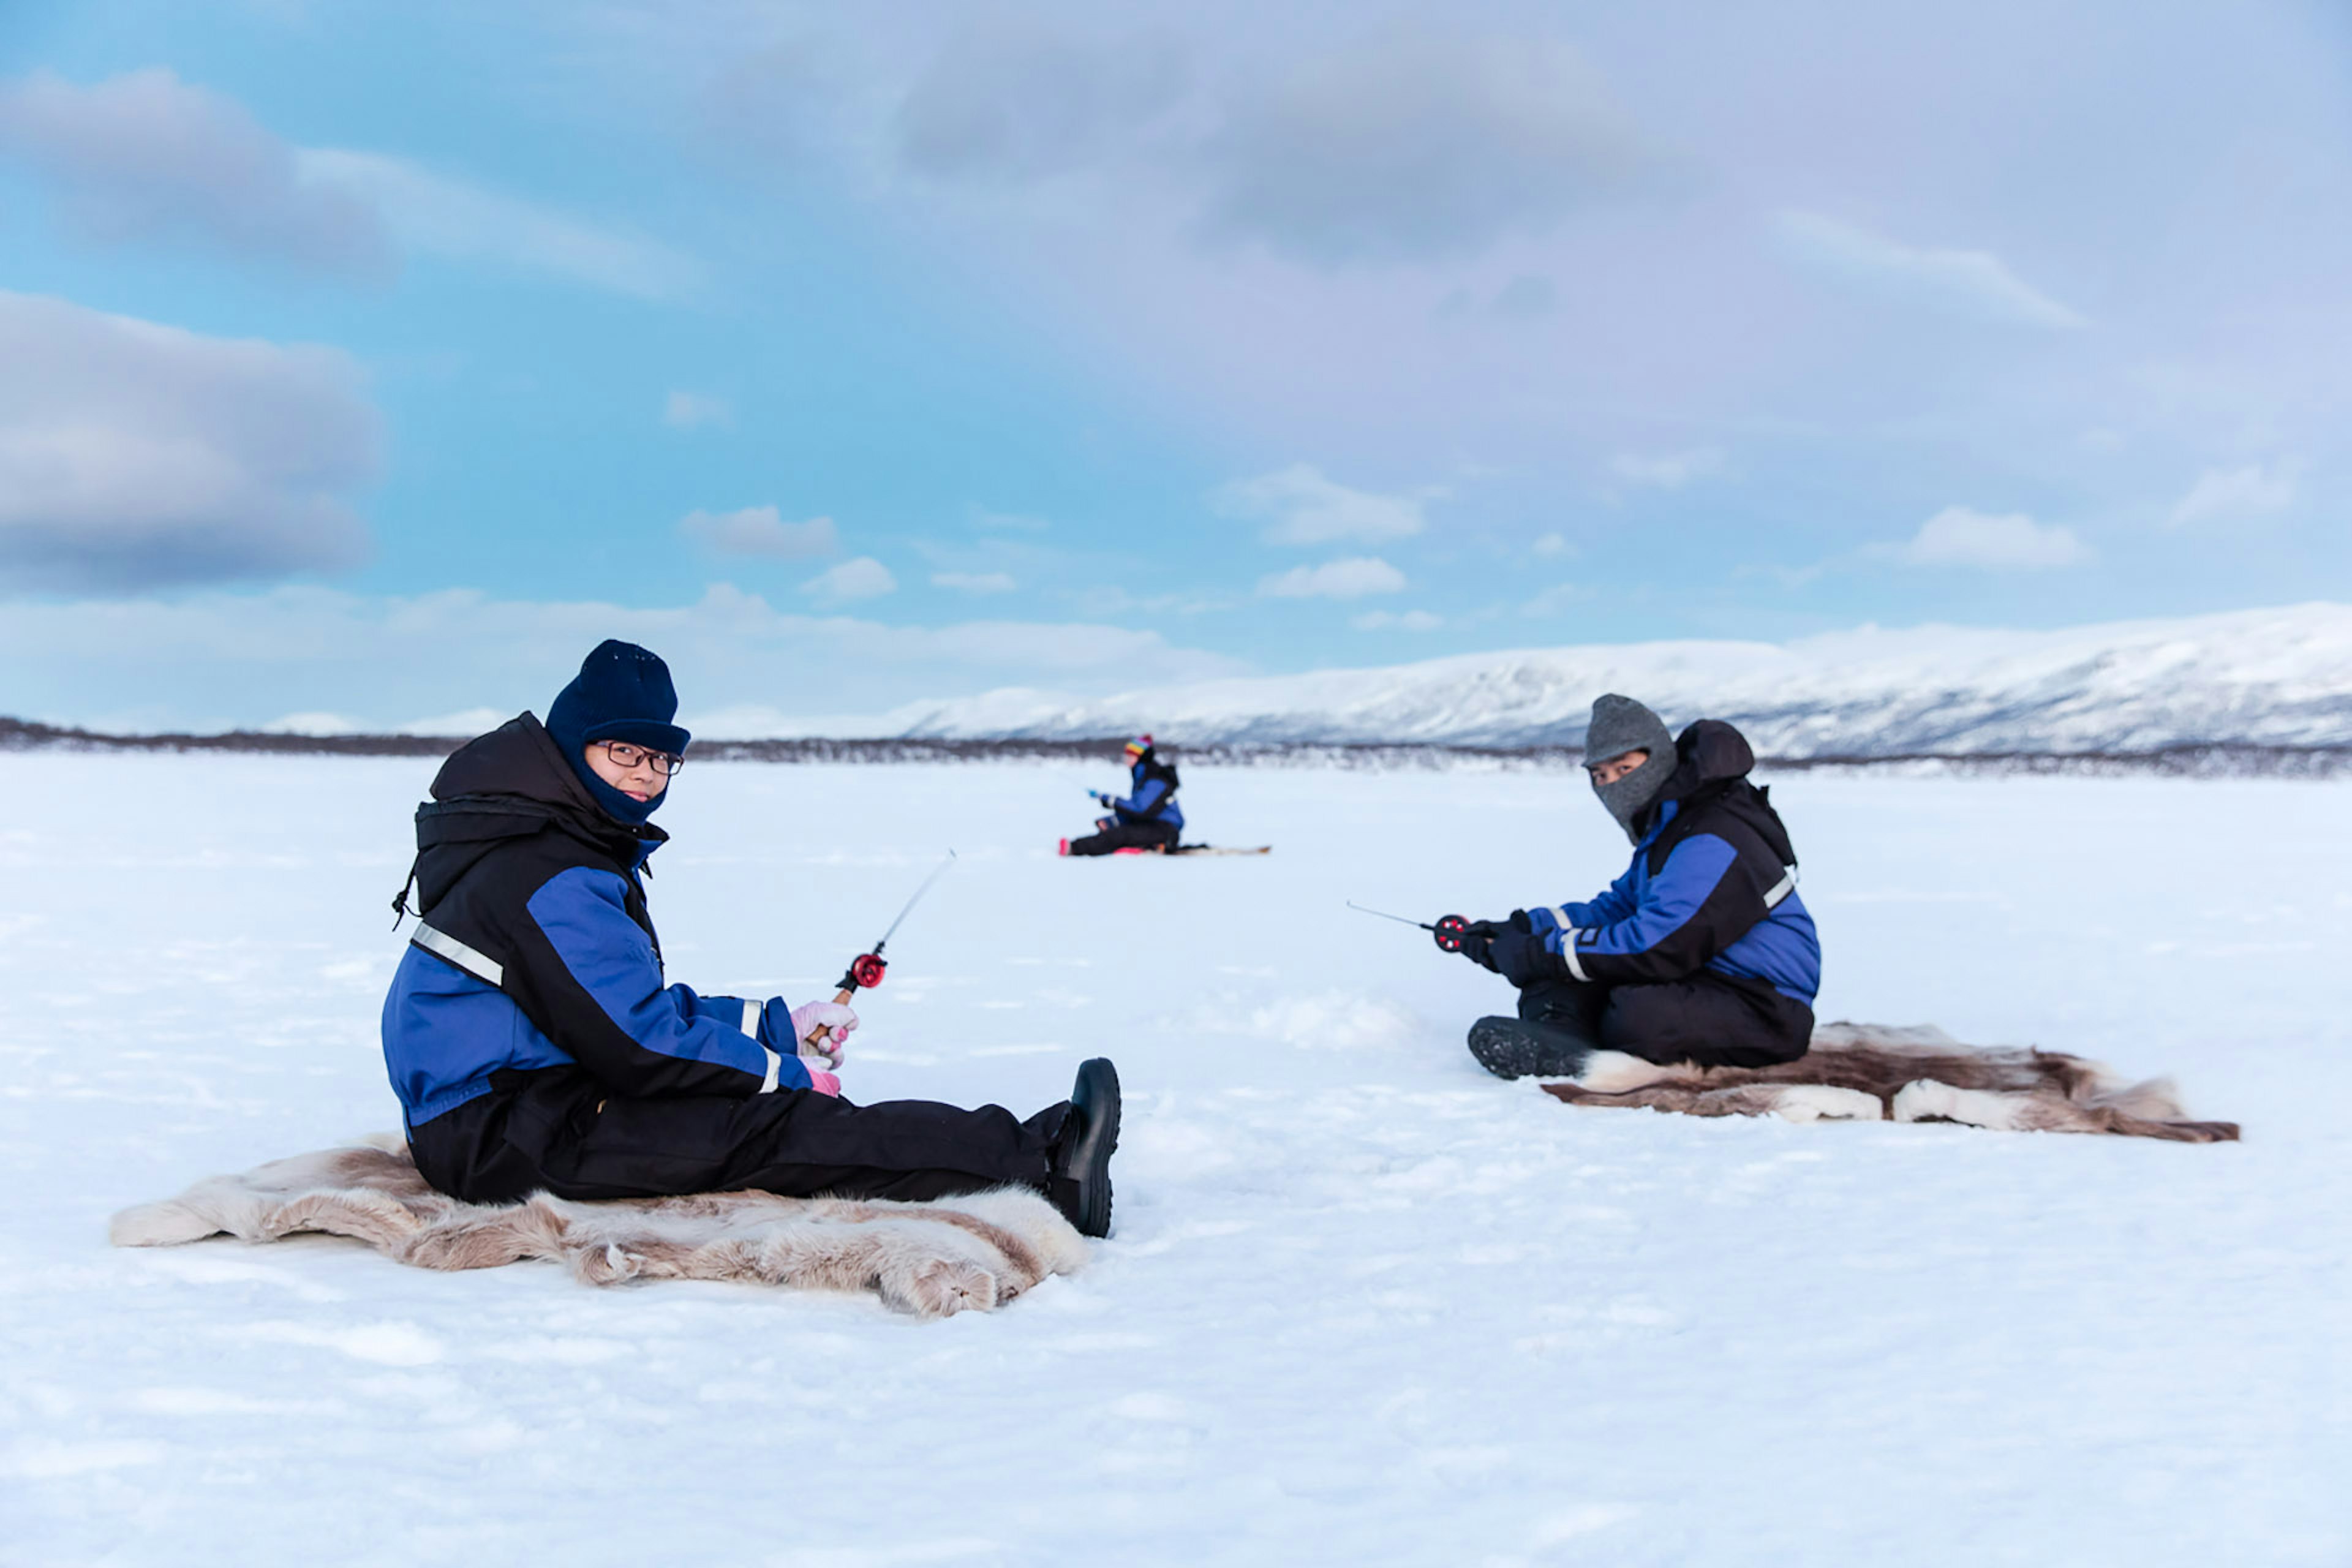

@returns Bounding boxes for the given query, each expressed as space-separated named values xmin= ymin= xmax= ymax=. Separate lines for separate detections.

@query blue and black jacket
xmin=1526 ymin=720 xmax=1821 ymax=1005
xmin=1103 ymin=752 xmax=1183 ymax=831
xmin=380 ymin=715 xmax=817 ymax=1138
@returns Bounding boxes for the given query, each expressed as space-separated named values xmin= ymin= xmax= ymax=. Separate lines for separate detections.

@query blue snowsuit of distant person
xmin=1466 ymin=713 xmax=1821 ymax=1076
xmin=1066 ymin=736 xmax=1183 ymax=856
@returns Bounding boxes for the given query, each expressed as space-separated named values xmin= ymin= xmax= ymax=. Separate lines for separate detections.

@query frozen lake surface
xmin=3 ymin=753 xmax=2346 ymax=1566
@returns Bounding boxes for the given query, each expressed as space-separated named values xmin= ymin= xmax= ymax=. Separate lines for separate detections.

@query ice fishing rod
xmin=1346 ymin=900 xmax=1472 ymax=954
xmin=805 ymin=849 xmax=957 ymax=1049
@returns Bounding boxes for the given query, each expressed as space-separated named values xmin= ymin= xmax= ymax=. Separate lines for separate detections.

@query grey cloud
xmin=0 ymin=68 xmax=391 ymax=274
xmin=894 ymin=21 xmax=1186 ymax=184
xmin=0 ymin=289 xmax=379 ymax=592
xmin=1200 ymin=33 xmax=1657 ymax=266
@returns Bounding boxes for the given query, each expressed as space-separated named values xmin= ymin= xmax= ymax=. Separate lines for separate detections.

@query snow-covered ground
xmin=4 ymin=754 xmax=2346 ymax=1566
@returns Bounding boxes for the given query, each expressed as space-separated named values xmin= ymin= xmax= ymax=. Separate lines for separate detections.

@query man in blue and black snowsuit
xmin=1064 ymin=734 xmax=1183 ymax=856
xmin=1459 ymin=693 xmax=1821 ymax=1080
xmin=382 ymin=639 xmax=1120 ymax=1236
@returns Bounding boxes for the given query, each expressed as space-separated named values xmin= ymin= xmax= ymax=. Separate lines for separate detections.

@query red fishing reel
xmin=1431 ymin=914 xmax=1470 ymax=954
xmin=839 ymin=951 xmax=888 ymax=992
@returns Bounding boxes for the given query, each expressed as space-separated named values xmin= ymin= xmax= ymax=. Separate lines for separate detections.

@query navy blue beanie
xmin=545 ymin=640 xmax=692 ymax=824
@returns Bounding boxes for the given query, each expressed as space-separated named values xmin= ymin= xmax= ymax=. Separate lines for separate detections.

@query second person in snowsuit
xmin=1063 ymin=735 xmax=1184 ymax=856
xmin=1459 ymin=694 xmax=1821 ymax=1081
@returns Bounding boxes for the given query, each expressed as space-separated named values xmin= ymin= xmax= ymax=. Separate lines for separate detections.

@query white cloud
xmin=1774 ymin=211 xmax=2087 ymax=330
xmin=0 ymin=68 xmax=390 ymax=273
xmin=0 ymin=288 xmax=378 ymax=592
xmin=1531 ymin=532 xmax=1574 ymax=557
xmin=1257 ymin=556 xmax=1407 ymax=599
xmin=933 ymin=571 xmax=1016 ymax=595
xmin=663 ymin=390 xmax=733 ymax=430
xmin=803 ymin=556 xmax=898 ymax=601
xmin=1888 ymin=506 xmax=2092 ymax=569
xmin=1071 ymin=584 xmax=1231 ymax=617
xmin=1203 ymin=33 xmax=1656 ymax=265
xmin=679 ymin=507 xmax=838 ymax=559
xmin=2169 ymin=463 xmax=2296 ymax=528
xmin=1215 ymin=463 xmax=1434 ymax=545
xmin=296 ymin=148 xmax=701 ymax=299
xmin=1351 ymin=608 xmax=1442 ymax=631
xmin=0 ymin=582 xmax=1250 ymax=731
xmin=1610 ymin=448 xmax=1723 ymax=489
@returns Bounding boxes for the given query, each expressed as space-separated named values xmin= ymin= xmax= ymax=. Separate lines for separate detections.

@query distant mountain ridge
xmin=10 ymin=605 xmax=2349 ymax=767
xmin=860 ymin=603 xmax=2352 ymax=758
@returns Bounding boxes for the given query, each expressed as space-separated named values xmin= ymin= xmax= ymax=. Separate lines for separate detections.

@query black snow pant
xmin=1518 ymin=970 xmax=1813 ymax=1069
xmin=1067 ymin=818 xmax=1180 ymax=856
xmin=407 ymin=1068 xmax=1068 ymax=1206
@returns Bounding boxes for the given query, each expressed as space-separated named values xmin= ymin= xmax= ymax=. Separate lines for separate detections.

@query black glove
xmin=1488 ymin=927 xmax=1564 ymax=989
xmin=1457 ymin=910 xmax=1532 ymax=971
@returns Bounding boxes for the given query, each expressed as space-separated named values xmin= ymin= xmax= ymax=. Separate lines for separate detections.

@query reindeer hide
xmin=110 ymin=1137 xmax=1088 ymax=1317
xmin=1540 ymin=1023 xmax=2239 ymax=1142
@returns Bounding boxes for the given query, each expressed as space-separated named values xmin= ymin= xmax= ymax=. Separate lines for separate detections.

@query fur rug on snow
xmin=1540 ymin=1022 xmax=2240 ymax=1142
xmin=110 ymin=1137 xmax=1088 ymax=1317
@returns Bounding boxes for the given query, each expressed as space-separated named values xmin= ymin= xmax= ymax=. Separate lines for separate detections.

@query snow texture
xmin=4 ymin=752 xmax=2346 ymax=1566
xmin=849 ymin=601 xmax=2352 ymax=755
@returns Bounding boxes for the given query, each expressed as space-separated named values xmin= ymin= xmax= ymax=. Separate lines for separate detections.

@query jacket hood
xmin=410 ymin=715 xmax=665 ymax=912
xmin=1659 ymin=719 xmax=1755 ymax=797
xmin=1632 ymin=719 xmax=1793 ymax=865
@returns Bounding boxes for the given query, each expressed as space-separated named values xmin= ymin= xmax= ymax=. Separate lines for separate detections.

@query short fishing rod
xmin=1345 ymin=900 xmax=1472 ymax=954
xmin=805 ymin=849 xmax=957 ymax=1052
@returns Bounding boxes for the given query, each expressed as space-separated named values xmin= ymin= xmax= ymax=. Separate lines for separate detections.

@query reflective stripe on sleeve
xmin=1762 ymin=865 xmax=1799 ymax=910
xmin=1548 ymin=905 xmax=1574 ymax=929
xmin=761 ymin=1046 xmax=782 ymax=1093
xmin=1561 ymin=930 xmax=1590 ymax=983
xmin=412 ymin=922 xmax=503 ymax=986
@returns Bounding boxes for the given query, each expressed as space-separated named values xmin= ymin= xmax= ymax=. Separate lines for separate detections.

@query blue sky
xmin=2 ymin=0 xmax=2348 ymax=733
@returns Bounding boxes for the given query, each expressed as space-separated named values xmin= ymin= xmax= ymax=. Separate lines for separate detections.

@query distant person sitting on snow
xmin=381 ymin=639 xmax=1120 ymax=1237
xmin=1457 ymin=693 xmax=1820 ymax=1081
xmin=1062 ymin=734 xmax=1183 ymax=856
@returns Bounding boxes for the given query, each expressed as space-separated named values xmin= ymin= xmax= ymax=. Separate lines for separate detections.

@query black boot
xmin=1466 ymin=1016 xmax=1594 ymax=1080
xmin=1048 ymin=1058 xmax=1121 ymax=1238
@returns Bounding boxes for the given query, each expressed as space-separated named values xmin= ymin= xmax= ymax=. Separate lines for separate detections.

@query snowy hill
xmin=846 ymin=603 xmax=2352 ymax=757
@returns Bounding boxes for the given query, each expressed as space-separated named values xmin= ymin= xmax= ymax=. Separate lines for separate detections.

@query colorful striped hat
xmin=1123 ymin=734 xmax=1153 ymax=759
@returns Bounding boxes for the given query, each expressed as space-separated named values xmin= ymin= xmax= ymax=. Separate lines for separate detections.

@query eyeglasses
xmin=597 ymin=740 xmax=685 ymax=777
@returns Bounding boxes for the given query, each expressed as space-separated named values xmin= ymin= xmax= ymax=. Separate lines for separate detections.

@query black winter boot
xmin=1467 ymin=1016 xmax=1594 ymax=1080
xmin=1048 ymin=1058 xmax=1121 ymax=1238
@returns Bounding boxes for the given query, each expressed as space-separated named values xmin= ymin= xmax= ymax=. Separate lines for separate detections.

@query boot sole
xmin=1065 ymin=1058 xmax=1121 ymax=1238
xmin=1466 ymin=1016 xmax=1594 ymax=1082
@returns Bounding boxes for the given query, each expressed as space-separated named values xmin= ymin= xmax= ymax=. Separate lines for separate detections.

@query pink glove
xmin=804 ymin=1068 xmax=841 ymax=1098
xmin=790 ymin=1000 xmax=858 ymax=1070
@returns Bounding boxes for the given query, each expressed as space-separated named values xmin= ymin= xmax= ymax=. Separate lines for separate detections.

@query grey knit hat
xmin=1583 ymin=693 xmax=1675 ymax=843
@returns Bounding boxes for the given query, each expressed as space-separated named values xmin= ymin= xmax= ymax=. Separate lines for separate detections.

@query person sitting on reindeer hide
xmin=1457 ymin=694 xmax=1821 ymax=1082
xmin=1062 ymin=734 xmax=1183 ymax=856
xmin=381 ymin=639 xmax=1120 ymax=1237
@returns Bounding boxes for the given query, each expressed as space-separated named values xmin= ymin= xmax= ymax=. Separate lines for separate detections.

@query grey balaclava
xmin=1583 ymin=693 xmax=1675 ymax=843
